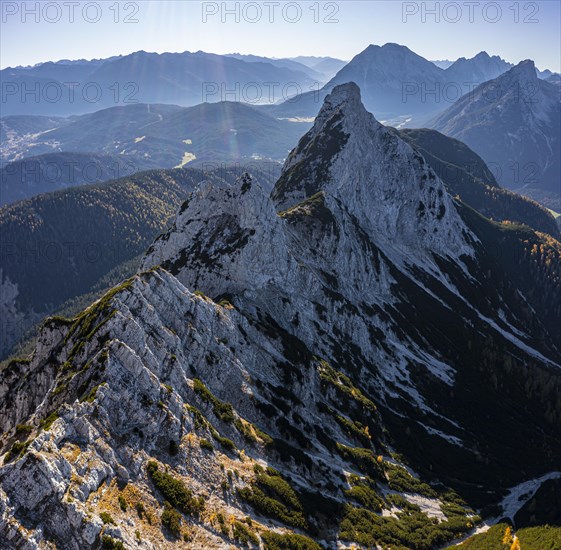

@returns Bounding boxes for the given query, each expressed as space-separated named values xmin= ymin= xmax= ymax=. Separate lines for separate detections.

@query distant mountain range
xmin=432 ymin=56 xmax=558 ymax=79
xmin=225 ymin=54 xmax=347 ymax=82
xmin=0 ymin=51 xmax=322 ymax=116
xmin=4 ymin=46 xmax=558 ymax=120
xmin=0 ymin=101 xmax=311 ymax=203
xmin=270 ymin=44 xmax=558 ymax=121
xmin=429 ymin=60 xmax=561 ymax=206
xmin=431 ymin=59 xmax=454 ymax=69
xmin=2 ymin=49 xmax=557 ymax=214
xmin=287 ymin=55 xmax=347 ymax=78
xmin=224 ymin=53 xmax=328 ymax=82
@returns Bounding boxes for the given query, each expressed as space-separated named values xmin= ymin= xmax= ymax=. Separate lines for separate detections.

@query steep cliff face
xmin=398 ymin=128 xmax=561 ymax=238
xmin=1 ymin=84 xmax=560 ymax=550
xmin=142 ymin=84 xmax=481 ymax=429
xmin=272 ymin=82 xmax=472 ymax=260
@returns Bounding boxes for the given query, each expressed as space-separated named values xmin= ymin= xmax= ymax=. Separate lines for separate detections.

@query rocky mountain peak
xmin=500 ymin=59 xmax=538 ymax=88
xmin=380 ymin=42 xmax=412 ymax=53
xmin=272 ymin=83 xmax=473 ymax=261
xmin=444 ymin=51 xmax=513 ymax=84
xmin=512 ymin=58 xmax=536 ymax=74
xmin=286 ymin=81 xmax=372 ymax=160
xmin=479 ymin=59 xmax=556 ymax=120
xmin=140 ymin=170 xmax=293 ymax=302
xmin=314 ymin=81 xmax=363 ymax=122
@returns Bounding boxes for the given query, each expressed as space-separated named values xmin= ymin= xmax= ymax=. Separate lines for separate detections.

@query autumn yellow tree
xmin=510 ymin=537 xmax=521 ymax=550
xmin=502 ymin=526 xmax=513 ymax=545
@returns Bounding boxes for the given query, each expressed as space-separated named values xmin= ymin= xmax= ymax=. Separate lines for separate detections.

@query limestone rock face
xmin=1 ymin=83 xmax=560 ymax=549
xmin=141 ymin=84 xmax=479 ymax=416
xmin=273 ymin=82 xmax=472 ymax=262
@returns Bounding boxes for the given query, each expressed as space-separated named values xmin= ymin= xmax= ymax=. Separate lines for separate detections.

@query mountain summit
xmin=445 ymin=51 xmax=513 ymax=83
xmin=272 ymin=44 xmax=529 ymax=119
xmin=430 ymin=60 xmax=561 ymax=198
xmin=1 ymin=83 xmax=561 ymax=549
xmin=272 ymin=83 xmax=471 ymax=258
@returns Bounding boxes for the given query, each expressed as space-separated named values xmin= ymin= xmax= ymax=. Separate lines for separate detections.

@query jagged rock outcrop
xmin=1 ymin=83 xmax=560 ymax=550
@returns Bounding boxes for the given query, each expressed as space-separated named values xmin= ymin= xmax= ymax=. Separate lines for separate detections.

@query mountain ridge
xmin=1 ymin=101 xmax=311 ymax=197
xmin=0 ymin=51 xmax=321 ymax=116
xmin=271 ymin=44 xmax=556 ymax=121
xmin=1 ymin=83 xmax=560 ymax=550
xmin=429 ymin=60 xmax=561 ymax=202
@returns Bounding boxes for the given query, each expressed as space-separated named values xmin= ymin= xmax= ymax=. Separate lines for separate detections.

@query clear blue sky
xmin=1 ymin=1 xmax=560 ymax=71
